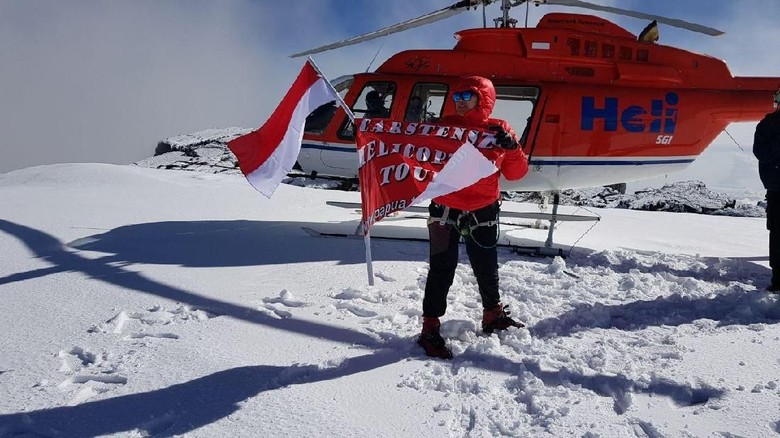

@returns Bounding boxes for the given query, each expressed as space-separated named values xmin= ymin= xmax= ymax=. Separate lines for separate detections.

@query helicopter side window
xmin=602 ymin=43 xmax=615 ymax=58
xmin=303 ymin=75 xmax=352 ymax=135
xmin=584 ymin=40 xmax=598 ymax=57
xmin=567 ymin=37 xmax=580 ymax=56
xmin=492 ymin=86 xmax=539 ymax=145
xmin=356 ymin=83 xmax=395 ymax=119
xmin=619 ymin=46 xmax=632 ymax=60
xmin=338 ymin=82 xmax=396 ymax=139
xmin=636 ymin=48 xmax=650 ymax=62
xmin=406 ymin=83 xmax=448 ymax=123
xmin=304 ymin=101 xmax=337 ymax=134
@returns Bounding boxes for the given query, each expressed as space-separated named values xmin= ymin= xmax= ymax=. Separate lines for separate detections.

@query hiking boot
xmin=417 ymin=317 xmax=453 ymax=359
xmin=482 ymin=304 xmax=525 ymax=334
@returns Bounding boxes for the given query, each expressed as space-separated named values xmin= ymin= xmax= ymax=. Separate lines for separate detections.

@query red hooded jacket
xmin=434 ymin=76 xmax=529 ymax=211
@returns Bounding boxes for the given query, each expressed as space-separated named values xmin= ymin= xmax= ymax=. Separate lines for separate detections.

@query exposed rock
xmin=503 ymin=181 xmax=762 ymax=217
xmin=154 ymin=141 xmax=172 ymax=156
xmin=617 ymin=181 xmax=736 ymax=214
xmin=136 ymin=128 xmax=248 ymax=174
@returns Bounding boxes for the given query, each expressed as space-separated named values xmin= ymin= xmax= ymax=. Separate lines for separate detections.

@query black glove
xmin=489 ymin=125 xmax=519 ymax=150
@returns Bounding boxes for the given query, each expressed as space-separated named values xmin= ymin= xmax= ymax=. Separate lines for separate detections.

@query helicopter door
xmin=492 ymin=86 xmax=539 ymax=146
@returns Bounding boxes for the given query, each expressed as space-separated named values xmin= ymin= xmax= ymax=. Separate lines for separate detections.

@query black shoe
xmin=417 ymin=332 xmax=453 ymax=359
xmin=482 ymin=304 xmax=525 ymax=334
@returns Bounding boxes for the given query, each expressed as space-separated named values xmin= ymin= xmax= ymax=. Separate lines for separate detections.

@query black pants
xmin=422 ymin=201 xmax=500 ymax=318
xmin=767 ymin=191 xmax=780 ymax=286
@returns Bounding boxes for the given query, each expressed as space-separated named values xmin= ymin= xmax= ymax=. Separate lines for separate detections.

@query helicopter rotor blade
xmin=290 ymin=0 xmax=493 ymax=58
xmin=537 ymin=0 xmax=723 ymax=36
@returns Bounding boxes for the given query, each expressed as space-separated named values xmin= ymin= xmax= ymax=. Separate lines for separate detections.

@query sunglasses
xmin=452 ymin=91 xmax=475 ymax=102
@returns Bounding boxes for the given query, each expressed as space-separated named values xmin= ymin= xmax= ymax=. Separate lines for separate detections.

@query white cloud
xmin=0 ymin=1 xmax=335 ymax=173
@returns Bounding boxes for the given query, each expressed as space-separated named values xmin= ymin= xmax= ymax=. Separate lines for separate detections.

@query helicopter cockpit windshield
xmin=405 ymin=83 xmax=448 ymax=123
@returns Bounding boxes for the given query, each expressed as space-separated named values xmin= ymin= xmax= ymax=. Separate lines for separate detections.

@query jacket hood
xmin=453 ymin=76 xmax=496 ymax=125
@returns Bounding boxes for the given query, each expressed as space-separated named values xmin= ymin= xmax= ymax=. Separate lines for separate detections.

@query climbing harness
xmin=428 ymin=202 xmax=501 ymax=248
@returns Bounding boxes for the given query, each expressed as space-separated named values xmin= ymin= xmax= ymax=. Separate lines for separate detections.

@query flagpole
xmin=307 ymin=57 xmax=355 ymax=123
xmin=307 ymin=57 xmax=375 ymax=286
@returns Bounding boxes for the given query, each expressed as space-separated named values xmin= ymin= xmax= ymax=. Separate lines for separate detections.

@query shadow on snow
xmin=65 ymin=219 xmax=428 ymax=267
xmin=0 ymin=219 xmax=381 ymax=348
xmin=0 ymin=350 xmax=403 ymax=437
xmin=531 ymin=290 xmax=780 ymax=338
xmin=0 ymin=218 xmax=774 ymax=436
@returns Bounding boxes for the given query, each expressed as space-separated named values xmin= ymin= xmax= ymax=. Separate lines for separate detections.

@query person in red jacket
xmin=418 ymin=76 xmax=529 ymax=359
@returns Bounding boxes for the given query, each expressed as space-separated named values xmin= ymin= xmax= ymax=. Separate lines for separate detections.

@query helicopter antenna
xmin=365 ymin=42 xmax=384 ymax=72
xmin=524 ymin=0 xmax=530 ymax=27
xmin=723 ymin=129 xmax=745 ymax=152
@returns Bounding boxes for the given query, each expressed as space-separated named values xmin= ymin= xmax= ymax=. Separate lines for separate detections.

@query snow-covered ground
xmin=1 ymin=163 xmax=779 ymax=437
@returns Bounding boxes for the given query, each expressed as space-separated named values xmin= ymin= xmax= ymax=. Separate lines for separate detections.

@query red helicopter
xmin=290 ymin=0 xmax=780 ymax=194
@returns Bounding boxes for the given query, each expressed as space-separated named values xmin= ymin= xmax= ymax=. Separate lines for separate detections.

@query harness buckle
xmin=457 ymin=213 xmax=477 ymax=236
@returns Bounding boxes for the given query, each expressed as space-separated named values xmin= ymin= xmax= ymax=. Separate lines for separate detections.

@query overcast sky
xmin=2 ymin=0 xmax=780 ymax=188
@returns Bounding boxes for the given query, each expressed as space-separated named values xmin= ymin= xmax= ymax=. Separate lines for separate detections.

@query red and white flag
xmin=356 ymin=118 xmax=498 ymax=232
xmin=228 ymin=60 xmax=337 ymax=197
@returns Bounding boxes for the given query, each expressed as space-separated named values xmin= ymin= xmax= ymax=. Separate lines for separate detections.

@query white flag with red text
xmin=228 ymin=60 xmax=337 ymax=198
xmin=356 ymin=118 xmax=498 ymax=231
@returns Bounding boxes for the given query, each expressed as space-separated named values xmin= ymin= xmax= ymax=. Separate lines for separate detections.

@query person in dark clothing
xmin=417 ymin=76 xmax=530 ymax=359
xmin=753 ymin=89 xmax=780 ymax=293
xmin=405 ymin=96 xmax=424 ymax=122
xmin=365 ymin=90 xmax=390 ymax=119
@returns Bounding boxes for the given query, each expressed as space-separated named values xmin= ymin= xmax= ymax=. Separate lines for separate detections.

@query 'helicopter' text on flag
xmin=357 ymin=118 xmax=498 ymax=231
xmin=228 ymin=60 xmax=337 ymax=198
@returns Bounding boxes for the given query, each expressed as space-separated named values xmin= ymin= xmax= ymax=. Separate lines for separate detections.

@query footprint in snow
xmin=329 ymin=287 xmax=382 ymax=318
xmin=331 ymin=287 xmax=381 ymax=303
xmin=262 ymin=289 xmax=307 ymax=307
xmin=56 ymin=346 xmax=127 ymax=404
xmin=261 ymin=303 xmax=293 ymax=319
xmin=374 ymin=272 xmax=396 ymax=282
xmin=88 ymin=305 xmax=214 ymax=335
xmin=335 ymin=302 xmax=378 ymax=318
